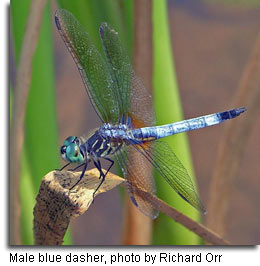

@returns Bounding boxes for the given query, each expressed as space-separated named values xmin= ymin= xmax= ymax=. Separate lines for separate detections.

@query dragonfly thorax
xmin=85 ymin=128 xmax=123 ymax=159
xmin=98 ymin=123 xmax=133 ymax=140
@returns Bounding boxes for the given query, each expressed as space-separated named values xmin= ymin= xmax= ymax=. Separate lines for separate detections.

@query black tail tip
xmin=236 ymin=106 xmax=247 ymax=115
xmin=227 ymin=107 xmax=247 ymax=119
xmin=221 ymin=107 xmax=247 ymax=120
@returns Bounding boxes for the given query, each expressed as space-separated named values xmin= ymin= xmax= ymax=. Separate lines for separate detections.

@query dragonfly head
xmin=60 ymin=136 xmax=85 ymax=163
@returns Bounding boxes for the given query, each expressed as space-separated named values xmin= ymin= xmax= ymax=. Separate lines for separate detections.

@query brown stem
xmin=138 ymin=190 xmax=230 ymax=245
xmin=10 ymin=0 xmax=47 ymax=245
xmin=206 ymin=32 xmax=260 ymax=237
xmin=122 ymin=0 xmax=153 ymax=245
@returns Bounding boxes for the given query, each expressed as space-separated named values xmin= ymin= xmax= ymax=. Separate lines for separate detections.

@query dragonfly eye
xmin=63 ymin=136 xmax=77 ymax=146
xmin=60 ymin=136 xmax=84 ymax=163
xmin=63 ymin=142 xmax=85 ymax=164
xmin=60 ymin=145 xmax=66 ymax=155
xmin=74 ymin=137 xmax=80 ymax=145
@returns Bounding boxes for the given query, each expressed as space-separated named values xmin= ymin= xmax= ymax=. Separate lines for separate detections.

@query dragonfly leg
xmin=68 ymin=163 xmax=85 ymax=171
xmin=92 ymin=158 xmax=114 ymax=200
xmin=94 ymin=160 xmax=103 ymax=179
xmin=69 ymin=161 xmax=88 ymax=190
xmin=102 ymin=157 xmax=114 ymax=179
xmin=56 ymin=162 xmax=70 ymax=171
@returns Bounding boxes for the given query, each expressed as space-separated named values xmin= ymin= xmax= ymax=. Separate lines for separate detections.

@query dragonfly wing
xmin=99 ymin=23 xmax=131 ymax=119
xmin=55 ymin=9 xmax=119 ymax=123
xmin=133 ymin=140 xmax=206 ymax=214
xmin=115 ymin=145 xmax=160 ymax=219
xmin=130 ymin=72 xmax=155 ymax=127
xmin=99 ymin=23 xmax=155 ymax=127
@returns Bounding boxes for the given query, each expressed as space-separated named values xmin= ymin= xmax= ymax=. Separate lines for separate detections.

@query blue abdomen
xmin=132 ymin=107 xmax=246 ymax=141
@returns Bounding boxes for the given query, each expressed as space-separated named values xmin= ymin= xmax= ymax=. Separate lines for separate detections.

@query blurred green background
xmin=10 ymin=0 xmax=260 ymax=245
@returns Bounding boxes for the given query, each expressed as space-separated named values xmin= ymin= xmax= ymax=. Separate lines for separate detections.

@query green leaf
xmin=20 ymin=151 xmax=35 ymax=245
xmin=10 ymin=0 xmax=31 ymax=63
xmin=152 ymin=0 xmax=202 ymax=245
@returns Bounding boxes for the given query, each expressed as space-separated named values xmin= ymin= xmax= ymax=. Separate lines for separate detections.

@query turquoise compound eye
xmin=63 ymin=136 xmax=77 ymax=146
xmin=66 ymin=143 xmax=84 ymax=163
xmin=61 ymin=136 xmax=84 ymax=163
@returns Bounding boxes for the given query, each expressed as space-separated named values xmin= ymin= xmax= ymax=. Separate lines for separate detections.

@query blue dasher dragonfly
xmin=55 ymin=9 xmax=246 ymax=218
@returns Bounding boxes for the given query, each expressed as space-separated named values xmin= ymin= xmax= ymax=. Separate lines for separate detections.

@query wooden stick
xmin=33 ymin=169 xmax=124 ymax=245
xmin=33 ymin=169 xmax=229 ymax=245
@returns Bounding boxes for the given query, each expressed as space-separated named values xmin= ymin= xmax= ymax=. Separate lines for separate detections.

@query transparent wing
xmin=115 ymin=145 xmax=160 ymax=219
xmin=133 ymin=140 xmax=206 ymax=214
xmin=55 ymin=9 xmax=119 ymax=123
xmin=130 ymin=72 xmax=155 ymax=127
xmin=99 ymin=23 xmax=131 ymax=119
xmin=99 ymin=22 xmax=155 ymax=127
xmin=100 ymin=23 xmax=157 ymax=218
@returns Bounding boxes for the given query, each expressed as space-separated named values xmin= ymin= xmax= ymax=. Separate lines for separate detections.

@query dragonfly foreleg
xmin=68 ymin=163 xmax=85 ymax=171
xmin=69 ymin=161 xmax=88 ymax=190
xmin=92 ymin=158 xmax=114 ymax=200
xmin=56 ymin=162 xmax=70 ymax=171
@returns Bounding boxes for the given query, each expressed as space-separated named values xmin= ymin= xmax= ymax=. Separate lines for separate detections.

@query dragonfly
xmin=55 ymin=9 xmax=246 ymax=218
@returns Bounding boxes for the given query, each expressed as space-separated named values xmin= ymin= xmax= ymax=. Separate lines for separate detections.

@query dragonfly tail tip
xmin=236 ymin=106 xmax=247 ymax=115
